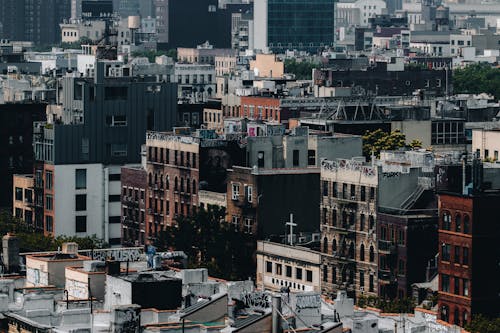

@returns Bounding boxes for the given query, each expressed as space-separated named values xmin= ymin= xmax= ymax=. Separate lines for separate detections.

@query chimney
xmin=272 ymin=294 xmax=282 ymax=333
xmin=2 ymin=233 xmax=19 ymax=273
xmin=62 ymin=242 xmax=79 ymax=254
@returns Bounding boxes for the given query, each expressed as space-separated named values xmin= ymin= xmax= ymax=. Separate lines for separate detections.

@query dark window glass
xmin=75 ymin=194 xmax=87 ymax=211
xmin=76 ymin=216 xmax=87 ymax=233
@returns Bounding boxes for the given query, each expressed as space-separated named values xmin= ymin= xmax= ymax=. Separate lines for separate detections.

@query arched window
xmin=192 ymin=179 xmax=197 ymax=194
xmin=463 ymin=214 xmax=470 ymax=234
xmin=159 ymin=174 xmax=164 ymax=188
xmin=360 ymin=244 xmax=365 ymax=261
xmin=154 ymin=173 xmax=158 ymax=184
xmin=148 ymin=173 xmax=153 ymax=185
xmin=369 ymin=245 xmax=375 ymax=262
xmin=323 ymin=237 xmax=328 ymax=253
xmin=455 ymin=213 xmax=461 ymax=232
xmin=462 ymin=310 xmax=468 ymax=326
xmin=166 ymin=175 xmax=169 ymax=189
xmin=349 ymin=242 xmax=355 ymax=259
xmin=331 ymin=267 xmax=336 ymax=283
xmin=440 ymin=304 xmax=449 ymax=322
xmin=442 ymin=211 xmax=451 ymax=230
xmin=341 ymin=268 xmax=347 ymax=282
xmin=174 ymin=177 xmax=178 ymax=191
xmin=180 ymin=178 xmax=184 ymax=192
xmin=341 ymin=239 xmax=347 ymax=256
xmin=186 ymin=178 xmax=190 ymax=193
xmin=332 ymin=239 xmax=337 ymax=253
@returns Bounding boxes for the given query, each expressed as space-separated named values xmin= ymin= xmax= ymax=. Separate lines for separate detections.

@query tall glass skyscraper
xmin=254 ymin=0 xmax=335 ymax=53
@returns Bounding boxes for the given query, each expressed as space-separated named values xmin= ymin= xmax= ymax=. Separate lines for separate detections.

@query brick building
xmin=121 ymin=166 xmax=147 ymax=246
xmin=437 ymin=187 xmax=500 ymax=326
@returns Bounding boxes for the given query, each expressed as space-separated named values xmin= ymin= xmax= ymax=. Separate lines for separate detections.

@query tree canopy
xmin=284 ymin=59 xmax=321 ymax=80
xmin=155 ymin=206 xmax=255 ymax=281
xmin=0 ymin=210 xmax=106 ymax=252
xmin=465 ymin=314 xmax=500 ymax=333
xmin=131 ymin=49 xmax=177 ymax=63
xmin=362 ymin=129 xmax=407 ymax=159
xmin=453 ymin=63 xmax=500 ymax=100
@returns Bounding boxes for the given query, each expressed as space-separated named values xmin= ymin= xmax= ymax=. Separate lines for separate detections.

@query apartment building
xmin=437 ymin=159 xmax=500 ymax=327
xmin=29 ymin=61 xmax=177 ymax=244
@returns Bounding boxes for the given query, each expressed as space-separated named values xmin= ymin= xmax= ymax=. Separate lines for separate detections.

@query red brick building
xmin=121 ymin=166 xmax=147 ymax=246
xmin=437 ymin=191 xmax=500 ymax=326
xmin=240 ymin=96 xmax=299 ymax=125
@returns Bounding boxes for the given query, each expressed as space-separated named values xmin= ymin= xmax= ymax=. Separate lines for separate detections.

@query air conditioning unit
xmin=360 ymin=286 xmax=364 ymax=292
xmin=351 ymin=196 xmax=356 ymax=200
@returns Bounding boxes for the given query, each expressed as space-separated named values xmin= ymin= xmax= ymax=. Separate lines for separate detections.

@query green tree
xmin=465 ymin=314 xmax=500 ymax=333
xmin=453 ymin=63 xmax=500 ymax=100
xmin=0 ymin=210 xmax=106 ymax=252
xmin=60 ymin=37 xmax=93 ymax=50
xmin=409 ymin=139 xmax=423 ymax=149
xmin=362 ymin=129 xmax=406 ymax=159
xmin=284 ymin=59 xmax=321 ymax=80
xmin=156 ymin=206 xmax=256 ymax=281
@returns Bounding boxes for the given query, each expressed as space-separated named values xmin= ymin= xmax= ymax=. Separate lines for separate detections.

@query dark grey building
xmin=35 ymin=61 xmax=177 ymax=165
xmin=0 ymin=0 xmax=71 ymax=45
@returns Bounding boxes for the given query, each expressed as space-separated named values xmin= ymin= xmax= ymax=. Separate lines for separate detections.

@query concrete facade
xmin=256 ymin=241 xmax=322 ymax=293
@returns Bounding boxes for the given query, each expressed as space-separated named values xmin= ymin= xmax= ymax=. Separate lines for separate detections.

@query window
xmin=296 ymin=268 xmax=302 ymax=280
xmin=332 ymin=182 xmax=337 ymax=197
xmin=454 ymin=246 xmax=460 ymax=264
xmin=463 ymin=215 xmax=470 ymax=234
xmin=109 ymin=173 xmax=120 ymax=181
xmin=75 ymin=169 xmax=87 ymax=189
xmin=454 ymin=277 xmax=460 ymax=295
xmin=109 ymin=216 xmax=121 ymax=224
xmin=462 ymin=247 xmax=469 ymax=266
xmin=441 ymin=243 xmax=451 ymax=261
xmin=15 ymin=187 xmax=23 ymax=201
xmin=369 ymin=274 xmax=374 ymax=292
xmin=286 ymin=265 xmax=292 ymax=278
xmin=350 ymin=184 xmax=356 ymax=199
xmin=246 ymin=185 xmax=253 ymax=203
xmin=45 ymin=195 xmax=53 ymax=211
xmin=369 ymin=215 xmax=375 ymax=230
xmin=106 ymin=115 xmax=127 ymax=127
xmin=442 ymin=211 xmax=451 ymax=230
xmin=463 ymin=279 xmax=469 ymax=296
xmin=266 ymin=261 xmax=272 ymax=273
xmin=323 ymin=265 xmax=328 ymax=282
xmin=46 ymin=216 xmax=53 ymax=233
xmin=306 ymin=270 xmax=313 ymax=282
xmin=369 ymin=187 xmax=375 ymax=200
xmin=109 ymin=195 xmax=120 ymax=202
xmin=308 ymin=150 xmax=316 ymax=166
xmin=359 ymin=271 xmax=365 ymax=289
xmin=292 ymin=150 xmax=300 ymax=167
xmin=485 ymin=149 xmax=489 ymax=158
xmin=15 ymin=208 xmax=23 ymax=219
xmin=244 ymin=218 xmax=253 ymax=233
xmin=369 ymin=245 xmax=375 ymax=262
xmin=398 ymin=229 xmax=405 ymax=245
xmin=111 ymin=144 xmax=127 ymax=157
xmin=495 ymin=151 xmax=499 ymax=161
xmin=75 ymin=194 xmax=87 ymax=211
xmin=45 ymin=171 xmax=53 ymax=190
xmin=231 ymin=183 xmax=240 ymax=200
xmin=360 ymin=214 xmax=365 ymax=231
xmin=76 ymin=216 xmax=87 ymax=233
xmin=257 ymin=151 xmax=265 ymax=167
xmin=276 ymin=264 xmax=282 ymax=275
xmin=360 ymin=244 xmax=365 ymax=261
xmin=360 ymin=186 xmax=366 ymax=201
xmin=323 ymin=181 xmax=329 ymax=196
xmin=441 ymin=274 xmax=450 ymax=292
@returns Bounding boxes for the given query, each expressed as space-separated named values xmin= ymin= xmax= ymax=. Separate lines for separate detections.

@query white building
xmin=336 ymin=0 xmax=386 ymax=27
xmin=256 ymin=241 xmax=322 ymax=293
xmin=174 ymin=64 xmax=216 ymax=102
xmin=52 ymin=164 xmax=125 ymax=245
